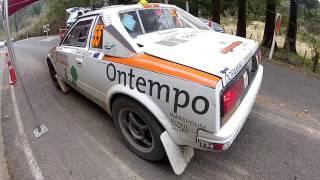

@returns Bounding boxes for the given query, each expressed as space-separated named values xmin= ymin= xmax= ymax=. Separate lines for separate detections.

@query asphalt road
xmin=1 ymin=37 xmax=320 ymax=180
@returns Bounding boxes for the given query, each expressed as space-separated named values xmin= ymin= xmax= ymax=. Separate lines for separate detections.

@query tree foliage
xmin=1 ymin=0 xmax=319 ymax=47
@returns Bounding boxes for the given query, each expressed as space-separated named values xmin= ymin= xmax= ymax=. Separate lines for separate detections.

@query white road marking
xmin=39 ymin=36 xmax=58 ymax=42
xmin=10 ymin=85 xmax=44 ymax=180
xmin=0 ymin=53 xmax=10 ymax=180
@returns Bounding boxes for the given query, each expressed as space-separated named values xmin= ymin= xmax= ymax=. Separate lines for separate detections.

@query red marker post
xmin=269 ymin=13 xmax=281 ymax=60
xmin=6 ymin=53 xmax=17 ymax=85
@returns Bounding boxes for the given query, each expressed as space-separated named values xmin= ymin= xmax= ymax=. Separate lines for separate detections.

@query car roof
xmin=81 ymin=3 xmax=177 ymax=18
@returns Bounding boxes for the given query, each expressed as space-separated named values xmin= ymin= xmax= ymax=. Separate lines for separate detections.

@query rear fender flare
xmin=106 ymin=84 xmax=171 ymax=133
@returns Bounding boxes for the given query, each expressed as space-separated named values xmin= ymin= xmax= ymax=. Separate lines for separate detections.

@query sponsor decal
xmin=93 ymin=52 xmax=101 ymax=58
xmin=170 ymin=112 xmax=207 ymax=133
xmin=104 ymin=42 xmax=117 ymax=54
xmin=70 ymin=66 xmax=78 ymax=85
xmin=220 ymin=57 xmax=249 ymax=84
xmin=156 ymin=40 xmax=178 ymax=47
xmin=75 ymin=49 xmax=92 ymax=57
xmin=91 ymin=51 xmax=104 ymax=60
xmin=106 ymin=63 xmax=211 ymax=115
xmin=155 ymin=37 xmax=189 ymax=47
xmin=104 ymin=25 xmax=136 ymax=53
xmin=121 ymin=14 xmax=136 ymax=31
xmin=220 ymin=41 xmax=242 ymax=54
xmin=104 ymin=54 xmax=219 ymax=88
xmin=91 ymin=24 xmax=104 ymax=48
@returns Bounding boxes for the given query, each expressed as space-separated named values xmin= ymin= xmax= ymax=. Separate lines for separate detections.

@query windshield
xmin=119 ymin=7 xmax=209 ymax=38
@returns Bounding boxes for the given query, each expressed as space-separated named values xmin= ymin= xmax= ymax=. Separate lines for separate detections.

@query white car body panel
xmin=48 ymin=3 xmax=264 ymax=173
xmin=135 ymin=29 xmax=259 ymax=86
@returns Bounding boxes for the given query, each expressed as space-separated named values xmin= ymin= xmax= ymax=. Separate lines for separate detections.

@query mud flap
xmin=160 ymin=131 xmax=194 ymax=175
xmin=55 ymin=74 xmax=70 ymax=93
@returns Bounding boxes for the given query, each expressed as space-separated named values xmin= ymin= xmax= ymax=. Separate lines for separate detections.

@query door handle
xmin=75 ymin=58 xmax=83 ymax=66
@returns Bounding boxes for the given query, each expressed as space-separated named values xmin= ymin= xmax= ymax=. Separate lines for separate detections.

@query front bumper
xmin=196 ymin=65 xmax=264 ymax=151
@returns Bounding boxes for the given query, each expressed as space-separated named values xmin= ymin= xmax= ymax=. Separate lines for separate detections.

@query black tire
xmin=112 ymin=97 xmax=165 ymax=161
xmin=47 ymin=59 xmax=61 ymax=90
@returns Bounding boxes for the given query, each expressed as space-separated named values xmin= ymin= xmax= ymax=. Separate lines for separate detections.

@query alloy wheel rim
xmin=119 ymin=108 xmax=154 ymax=153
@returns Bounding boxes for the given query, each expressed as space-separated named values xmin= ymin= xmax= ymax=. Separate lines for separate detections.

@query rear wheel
xmin=112 ymin=97 xmax=165 ymax=161
xmin=47 ymin=59 xmax=60 ymax=90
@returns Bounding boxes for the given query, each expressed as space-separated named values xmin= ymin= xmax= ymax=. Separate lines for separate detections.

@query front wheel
xmin=112 ymin=97 xmax=165 ymax=161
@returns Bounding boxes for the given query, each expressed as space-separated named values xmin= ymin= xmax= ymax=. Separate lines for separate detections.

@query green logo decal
xmin=70 ymin=66 xmax=78 ymax=85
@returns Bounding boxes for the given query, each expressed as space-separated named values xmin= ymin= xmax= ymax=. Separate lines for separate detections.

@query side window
xmin=63 ymin=19 xmax=93 ymax=47
xmin=119 ymin=11 xmax=143 ymax=38
xmin=91 ymin=17 xmax=104 ymax=49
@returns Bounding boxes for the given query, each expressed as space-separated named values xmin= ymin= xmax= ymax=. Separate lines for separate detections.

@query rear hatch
xmin=134 ymin=28 xmax=259 ymax=87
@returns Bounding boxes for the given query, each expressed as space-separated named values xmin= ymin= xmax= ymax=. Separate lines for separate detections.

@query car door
xmin=79 ymin=16 xmax=108 ymax=107
xmin=58 ymin=16 xmax=96 ymax=93
xmin=83 ymin=15 xmax=137 ymax=108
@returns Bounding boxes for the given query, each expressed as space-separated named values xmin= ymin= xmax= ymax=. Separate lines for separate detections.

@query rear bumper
xmin=196 ymin=65 xmax=263 ymax=151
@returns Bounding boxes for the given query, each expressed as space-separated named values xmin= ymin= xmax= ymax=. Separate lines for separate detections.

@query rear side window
xmin=63 ymin=19 xmax=93 ymax=47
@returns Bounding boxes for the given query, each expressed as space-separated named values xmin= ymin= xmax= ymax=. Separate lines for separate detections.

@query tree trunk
xmin=211 ymin=0 xmax=221 ymax=24
xmin=313 ymin=51 xmax=319 ymax=72
xmin=110 ymin=0 xmax=122 ymax=5
xmin=236 ymin=0 xmax=246 ymax=38
xmin=261 ymin=0 xmax=277 ymax=48
xmin=284 ymin=0 xmax=298 ymax=53
xmin=190 ymin=0 xmax=199 ymax=17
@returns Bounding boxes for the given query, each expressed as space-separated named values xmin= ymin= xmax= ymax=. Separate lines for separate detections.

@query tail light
xmin=212 ymin=143 xmax=224 ymax=151
xmin=221 ymin=73 xmax=246 ymax=125
xmin=220 ymin=49 xmax=260 ymax=126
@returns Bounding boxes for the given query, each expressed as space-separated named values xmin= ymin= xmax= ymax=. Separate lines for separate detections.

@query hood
xmin=134 ymin=28 xmax=259 ymax=86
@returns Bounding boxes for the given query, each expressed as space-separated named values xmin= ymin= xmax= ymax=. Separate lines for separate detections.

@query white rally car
xmin=47 ymin=3 xmax=263 ymax=174
xmin=66 ymin=7 xmax=91 ymax=28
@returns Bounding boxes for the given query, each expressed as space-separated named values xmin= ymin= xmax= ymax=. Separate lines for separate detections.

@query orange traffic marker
xmin=6 ymin=52 xmax=17 ymax=85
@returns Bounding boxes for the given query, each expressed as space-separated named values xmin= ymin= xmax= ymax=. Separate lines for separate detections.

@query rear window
xmin=119 ymin=8 xmax=189 ymax=38
xmin=138 ymin=9 xmax=183 ymax=33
